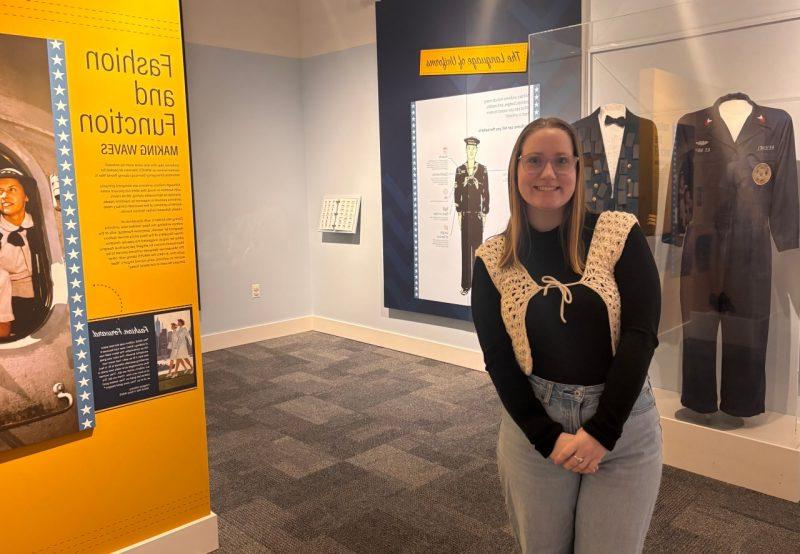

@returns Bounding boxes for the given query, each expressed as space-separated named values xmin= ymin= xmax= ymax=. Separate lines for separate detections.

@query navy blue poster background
xmin=377 ymin=0 xmax=581 ymax=320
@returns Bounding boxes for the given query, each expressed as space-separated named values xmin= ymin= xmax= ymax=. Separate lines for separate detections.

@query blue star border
xmin=410 ymin=102 xmax=420 ymax=298
xmin=47 ymin=39 xmax=95 ymax=431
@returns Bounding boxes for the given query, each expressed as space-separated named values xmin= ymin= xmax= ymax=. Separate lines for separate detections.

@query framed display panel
xmin=318 ymin=195 xmax=361 ymax=234
xmin=376 ymin=0 xmax=580 ymax=320
xmin=530 ymin=0 xmax=800 ymax=496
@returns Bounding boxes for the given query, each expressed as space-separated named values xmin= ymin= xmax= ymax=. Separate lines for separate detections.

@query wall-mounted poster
xmin=377 ymin=0 xmax=581 ymax=320
xmin=0 ymin=3 xmax=201 ymax=450
xmin=0 ymin=32 xmax=93 ymax=450
xmin=412 ymin=86 xmax=528 ymax=305
xmin=0 ymin=3 xmax=210 ymax=552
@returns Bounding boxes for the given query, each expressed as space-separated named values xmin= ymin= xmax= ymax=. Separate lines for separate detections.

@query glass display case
xmin=530 ymin=0 xmax=800 ymax=459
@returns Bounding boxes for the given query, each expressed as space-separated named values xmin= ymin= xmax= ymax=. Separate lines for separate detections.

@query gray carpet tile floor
xmin=204 ymin=331 xmax=800 ymax=553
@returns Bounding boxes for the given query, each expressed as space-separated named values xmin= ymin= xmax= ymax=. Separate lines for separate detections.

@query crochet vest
xmin=475 ymin=211 xmax=638 ymax=375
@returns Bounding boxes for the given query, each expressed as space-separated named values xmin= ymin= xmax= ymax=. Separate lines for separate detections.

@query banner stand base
xmin=115 ymin=513 xmax=219 ymax=553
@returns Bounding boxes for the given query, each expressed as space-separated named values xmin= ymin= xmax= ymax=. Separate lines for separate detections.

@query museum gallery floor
xmin=203 ymin=332 xmax=800 ymax=553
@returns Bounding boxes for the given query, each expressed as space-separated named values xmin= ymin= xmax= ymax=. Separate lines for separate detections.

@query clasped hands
xmin=549 ymin=428 xmax=607 ymax=474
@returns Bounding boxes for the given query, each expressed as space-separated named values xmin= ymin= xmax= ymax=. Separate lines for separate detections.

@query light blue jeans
xmin=497 ymin=374 xmax=663 ymax=554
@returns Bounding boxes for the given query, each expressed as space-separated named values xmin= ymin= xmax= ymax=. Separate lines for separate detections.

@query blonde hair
xmin=498 ymin=117 xmax=586 ymax=273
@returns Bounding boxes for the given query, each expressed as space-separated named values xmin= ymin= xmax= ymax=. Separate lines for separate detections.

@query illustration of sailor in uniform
xmin=454 ymin=136 xmax=489 ymax=295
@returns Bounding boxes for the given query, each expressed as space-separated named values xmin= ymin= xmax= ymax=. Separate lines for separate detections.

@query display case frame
xmin=530 ymin=0 xmax=800 ymax=500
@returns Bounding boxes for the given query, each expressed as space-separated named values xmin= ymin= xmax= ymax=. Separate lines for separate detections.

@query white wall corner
xmin=299 ymin=0 xmax=377 ymax=58
xmin=182 ymin=0 xmax=302 ymax=57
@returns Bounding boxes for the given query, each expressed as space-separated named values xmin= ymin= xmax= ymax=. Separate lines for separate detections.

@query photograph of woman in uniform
xmin=0 ymin=166 xmax=52 ymax=340
xmin=0 ymin=32 xmax=78 ymax=452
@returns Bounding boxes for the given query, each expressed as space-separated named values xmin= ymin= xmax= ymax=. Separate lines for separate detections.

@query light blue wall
xmin=185 ymin=43 xmax=311 ymax=334
xmin=184 ymin=40 xmax=478 ymax=350
xmin=301 ymin=44 xmax=480 ymax=349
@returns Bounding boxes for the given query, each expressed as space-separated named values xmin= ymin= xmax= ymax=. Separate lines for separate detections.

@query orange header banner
xmin=419 ymin=42 xmax=528 ymax=75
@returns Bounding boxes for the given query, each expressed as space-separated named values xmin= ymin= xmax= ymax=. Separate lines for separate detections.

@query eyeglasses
xmin=517 ymin=154 xmax=578 ymax=175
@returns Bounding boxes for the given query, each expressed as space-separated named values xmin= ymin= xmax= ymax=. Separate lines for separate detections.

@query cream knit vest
xmin=475 ymin=211 xmax=638 ymax=375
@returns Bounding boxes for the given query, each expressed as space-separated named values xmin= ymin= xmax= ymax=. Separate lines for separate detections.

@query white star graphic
xmin=60 ymin=160 xmax=71 ymax=171
xmin=77 ymin=350 xmax=87 ymax=360
xmin=67 ymin=234 xmax=78 ymax=245
xmin=62 ymin=182 xmax=74 ymax=192
xmin=73 ymin=306 xmax=84 ymax=317
xmin=74 ymin=321 xmax=85 ymax=331
xmin=51 ymin=54 xmax=63 ymax=65
xmin=65 ymin=206 xmax=76 ymax=217
xmin=54 ymin=85 xmax=65 ymax=95
xmin=78 ymin=363 xmax=88 ymax=373
xmin=68 ymin=249 xmax=78 ymax=259
xmin=79 ymin=377 xmax=90 ymax=387
xmin=82 ymin=419 xmax=93 ymax=429
xmin=72 ymin=293 xmax=83 ymax=303
xmin=70 ymin=277 xmax=81 ymax=288
xmin=58 ymin=131 xmax=69 ymax=142
xmin=53 ymin=69 xmax=64 ymax=80
xmin=81 ymin=405 xmax=92 ymax=415
xmin=66 ymin=221 xmax=77 ymax=231
xmin=57 ymin=115 xmax=68 ymax=126
xmin=75 ymin=335 xmax=86 ymax=346
xmin=70 ymin=264 xmax=80 ymax=275
xmin=50 ymin=40 xmax=62 ymax=50
xmin=80 ymin=391 xmax=91 ymax=401
xmin=55 ymin=100 xmax=67 ymax=111
xmin=59 ymin=145 xmax=70 ymax=156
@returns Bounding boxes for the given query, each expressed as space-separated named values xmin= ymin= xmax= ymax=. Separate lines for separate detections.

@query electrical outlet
xmin=251 ymin=283 xmax=261 ymax=298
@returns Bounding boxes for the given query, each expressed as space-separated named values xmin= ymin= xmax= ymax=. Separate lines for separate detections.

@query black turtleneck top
xmin=471 ymin=213 xmax=660 ymax=458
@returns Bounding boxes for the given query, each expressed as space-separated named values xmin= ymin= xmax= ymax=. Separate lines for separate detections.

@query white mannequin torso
xmin=598 ymin=103 xmax=626 ymax=183
xmin=718 ymin=99 xmax=752 ymax=142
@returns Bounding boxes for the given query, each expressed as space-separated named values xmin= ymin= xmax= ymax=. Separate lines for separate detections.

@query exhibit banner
xmin=0 ymin=2 xmax=200 ymax=450
xmin=419 ymin=43 xmax=528 ymax=75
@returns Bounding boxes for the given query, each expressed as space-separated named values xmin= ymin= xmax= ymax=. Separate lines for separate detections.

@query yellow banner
xmin=420 ymin=42 xmax=528 ymax=75
xmin=0 ymin=2 xmax=210 ymax=552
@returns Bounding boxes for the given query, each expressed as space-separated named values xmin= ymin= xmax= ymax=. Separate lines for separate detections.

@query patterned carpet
xmin=203 ymin=331 xmax=800 ymax=553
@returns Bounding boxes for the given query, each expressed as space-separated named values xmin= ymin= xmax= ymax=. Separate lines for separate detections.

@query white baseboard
xmin=199 ymin=316 xmax=800 ymax=501
xmin=312 ymin=316 xmax=485 ymax=370
xmin=201 ymin=316 xmax=484 ymax=369
xmin=201 ymin=316 xmax=314 ymax=352
xmin=115 ymin=512 xmax=219 ymax=553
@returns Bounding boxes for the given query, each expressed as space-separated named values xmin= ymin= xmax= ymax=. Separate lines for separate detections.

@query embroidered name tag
xmin=695 ymin=140 xmax=710 ymax=153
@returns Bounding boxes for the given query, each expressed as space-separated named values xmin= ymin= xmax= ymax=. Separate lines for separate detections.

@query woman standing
xmin=167 ymin=322 xmax=180 ymax=378
xmin=471 ymin=118 xmax=662 ymax=553
xmin=175 ymin=318 xmax=193 ymax=374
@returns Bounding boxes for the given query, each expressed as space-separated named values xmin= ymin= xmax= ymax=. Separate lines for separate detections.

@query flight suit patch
xmin=752 ymin=162 xmax=771 ymax=186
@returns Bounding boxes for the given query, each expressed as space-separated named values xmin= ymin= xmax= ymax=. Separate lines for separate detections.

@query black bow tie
xmin=1 ymin=226 xmax=27 ymax=247
xmin=604 ymin=115 xmax=625 ymax=127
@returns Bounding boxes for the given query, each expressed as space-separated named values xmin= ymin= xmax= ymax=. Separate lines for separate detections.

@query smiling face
xmin=0 ymin=177 xmax=29 ymax=222
xmin=516 ymin=128 xmax=577 ymax=219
